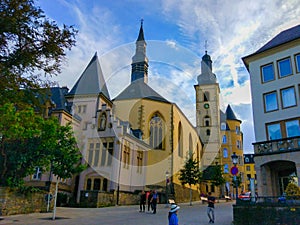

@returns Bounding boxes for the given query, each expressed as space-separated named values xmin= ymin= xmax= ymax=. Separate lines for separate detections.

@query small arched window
xmin=86 ymin=178 xmax=92 ymax=190
xmin=204 ymin=115 xmax=210 ymax=127
xmin=206 ymin=129 xmax=210 ymax=136
xmin=223 ymin=148 xmax=228 ymax=158
xmin=224 ymin=164 xmax=229 ymax=173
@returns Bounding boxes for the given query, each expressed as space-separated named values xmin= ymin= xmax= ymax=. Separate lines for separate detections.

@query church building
xmin=32 ymin=21 xmax=243 ymax=206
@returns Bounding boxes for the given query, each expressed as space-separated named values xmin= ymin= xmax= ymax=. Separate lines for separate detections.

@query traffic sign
xmin=230 ymin=166 xmax=238 ymax=175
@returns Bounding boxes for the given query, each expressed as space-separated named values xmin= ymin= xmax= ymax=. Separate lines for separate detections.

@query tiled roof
xmin=225 ymin=104 xmax=240 ymax=122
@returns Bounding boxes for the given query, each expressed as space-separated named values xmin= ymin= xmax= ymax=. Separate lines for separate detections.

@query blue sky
xmin=37 ymin=0 xmax=300 ymax=153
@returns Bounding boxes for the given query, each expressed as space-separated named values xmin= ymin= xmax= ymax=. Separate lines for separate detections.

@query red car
xmin=238 ymin=191 xmax=251 ymax=201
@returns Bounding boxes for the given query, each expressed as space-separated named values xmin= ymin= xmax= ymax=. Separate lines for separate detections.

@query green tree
xmin=0 ymin=0 xmax=77 ymax=107
xmin=178 ymin=155 xmax=202 ymax=205
xmin=0 ymin=103 xmax=84 ymax=187
xmin=285 ymin=183 xmax=300 ymax=197
xmin=211 ymin=164 xmax=226 ymax=197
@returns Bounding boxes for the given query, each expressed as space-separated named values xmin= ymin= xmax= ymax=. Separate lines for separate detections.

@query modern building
xmin=242 ymin=24 xmax=300 ymax=197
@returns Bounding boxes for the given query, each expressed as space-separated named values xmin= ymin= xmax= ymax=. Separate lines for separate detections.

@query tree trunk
xmin=189 ymin=184 xmax=192 ymax=206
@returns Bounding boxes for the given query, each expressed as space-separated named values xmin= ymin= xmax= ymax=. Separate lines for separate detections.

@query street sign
xmin=230 ymin=166 xmax=238 ymax=175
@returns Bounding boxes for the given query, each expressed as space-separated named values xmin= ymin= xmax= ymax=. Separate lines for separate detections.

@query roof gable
xmin=113 ymin=80 xmax=169 ymax=103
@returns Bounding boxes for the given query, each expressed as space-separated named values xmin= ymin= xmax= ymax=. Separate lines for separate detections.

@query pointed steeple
xmin=197 ymin=50 xmax=217 ymax=85
xmin=225 ymin=104 xmax=241 ymax=122
xmin=131 ymin=20 xmax=149 ymax=83
xmin=137 ymin=19 xmax=145 ymax=41
xmin=67 ymin=52 xmax=110 ymax=99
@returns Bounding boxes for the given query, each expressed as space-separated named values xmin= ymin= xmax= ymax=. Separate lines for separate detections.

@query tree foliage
xmin=231 ymin=174 xmax=242 ymax=188
xmin=0 ymin=103 xmax=85 ymax=188
xmin=178 ymin=155 xmax=202 ymax=205
xmin=210 ymin=164 xmax=226 ymax=187
xmin=178 ymin=155 xmax=201 ymax=187
xmin=0 ymin=0 xmax=77 ymax=107
xmin=285 ymin=183 xmax=300 ymax=197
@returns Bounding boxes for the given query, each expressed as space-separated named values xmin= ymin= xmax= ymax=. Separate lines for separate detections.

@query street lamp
xmin=165 ymin=171 xmax=169 ymax=207
xmin=231 ymin=152 xmax=239 ymax=201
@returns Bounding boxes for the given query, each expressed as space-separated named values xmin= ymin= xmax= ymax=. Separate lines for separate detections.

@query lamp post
xmin=231 ymin=152 xmax=239 ymax=201
xmin=165 ymin=171 xmax=169 ymax=207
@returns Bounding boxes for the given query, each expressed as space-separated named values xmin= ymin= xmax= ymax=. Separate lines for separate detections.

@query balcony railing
xmin=253 ymin=136 xmax=300 ymax=155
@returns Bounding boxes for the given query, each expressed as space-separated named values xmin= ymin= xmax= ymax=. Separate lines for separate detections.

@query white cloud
xmin=46 ymin=0 xmax=300 ymax=153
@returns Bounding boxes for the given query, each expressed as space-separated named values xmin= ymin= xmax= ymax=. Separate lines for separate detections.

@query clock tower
xmin=194 ymin=51 xmax=221 ymax=167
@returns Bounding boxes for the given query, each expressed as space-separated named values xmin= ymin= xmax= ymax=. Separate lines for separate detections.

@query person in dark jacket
xmin=147 ymin=190 xmax=153 ymax=211
xmin=150 ymin=190 xmax=158 ymax=214
xmin=207 ymin=192 xmax=216 ymax=223
xmin=139 ymin=190 xmax=146 ymax=212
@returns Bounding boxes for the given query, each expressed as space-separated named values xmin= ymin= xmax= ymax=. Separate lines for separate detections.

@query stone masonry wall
xmin=0 ymin=187 xmax=47 ymax=216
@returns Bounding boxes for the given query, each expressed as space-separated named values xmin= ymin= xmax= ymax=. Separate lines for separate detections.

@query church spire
xmin=137 ymin=19 xmax=145 ymax=41
xmin=131 ymin=19 xmax=149 ymax=83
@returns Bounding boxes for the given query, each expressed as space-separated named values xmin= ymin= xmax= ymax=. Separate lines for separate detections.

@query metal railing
xmin=253 ymin=136 xmax=300 ymax=155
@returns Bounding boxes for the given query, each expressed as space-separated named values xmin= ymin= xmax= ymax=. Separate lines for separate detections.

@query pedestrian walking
xmin=139 ymin=190 xmax=146 ymax=212
xmin=147 ymin=190 xmax=153 ymax=211
xmin=168 ymin=204 xmax=180 ymax=225
xmin=207 ymin=192 xmax=216 ymax=223
xmin=150 ymin=189 xmax=158 ymax=214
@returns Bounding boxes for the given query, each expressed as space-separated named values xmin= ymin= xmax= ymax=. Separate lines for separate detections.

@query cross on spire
xmin=140 ymin=18 xmax=144 ymax=27
xmin=204 ymin=40 xmax=208 ymax=54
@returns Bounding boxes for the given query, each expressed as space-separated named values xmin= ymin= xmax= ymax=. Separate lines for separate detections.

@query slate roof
xmin=225 ymin=104 xmax=241 ymax=122
xmin=67 ymin=53 xmax=110 ymax=99
xmin=255 ymin=24 xmax=300 ymax=54
xmin=49 ymin=87 xmax=69 ymax=110
xmin=113 ymin=79 xmax=169 ymax=103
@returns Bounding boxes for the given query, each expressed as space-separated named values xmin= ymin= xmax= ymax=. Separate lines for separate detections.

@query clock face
xmin=204 ymin=103 xmax=209 ymax=109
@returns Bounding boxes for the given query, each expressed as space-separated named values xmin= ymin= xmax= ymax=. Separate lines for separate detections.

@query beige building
xmin=25 ymin=22 xmax=245 ymax=206
xmin=243 ymin=24 xmax=300 ymax=197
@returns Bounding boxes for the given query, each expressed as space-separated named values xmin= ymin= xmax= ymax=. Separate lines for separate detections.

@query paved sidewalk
xmin=0 ymin=201 xmax=234 ymax=225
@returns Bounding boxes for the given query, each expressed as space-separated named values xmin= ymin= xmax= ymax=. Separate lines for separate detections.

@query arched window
xmin=103 ymin=178 xmax=108 ymax=191
xmin=223 ymin=148 xmax=228 ymax=158
xmin=150 ymin=113 xmax=165 ymax=149
xmin=86 ymin=178 xmax=92 ymax=190
xmin=93 ymin=178 xmax=101 ymax=190
xmin=206 ymin=129 xmax=210 ymax=136
xmin=178 ymin=123 xmax=183 ymax=157
xmin=204 ymin=115 xmax=210 ymax=127
xmin=224 ymin=164 xmax=229 ymax=173
xmin=222 ymin=135 xmax=227 ymax=143
xmin=204 ymin=91 xmax=210 ymax=101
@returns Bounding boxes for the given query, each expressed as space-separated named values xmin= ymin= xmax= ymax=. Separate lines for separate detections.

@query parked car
xmin=238 ymin=191 xmax=251 ymax=201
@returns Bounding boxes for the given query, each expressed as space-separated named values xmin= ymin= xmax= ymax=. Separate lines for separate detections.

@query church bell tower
xmin=194 ymin=51 xmax=221 ymax=167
